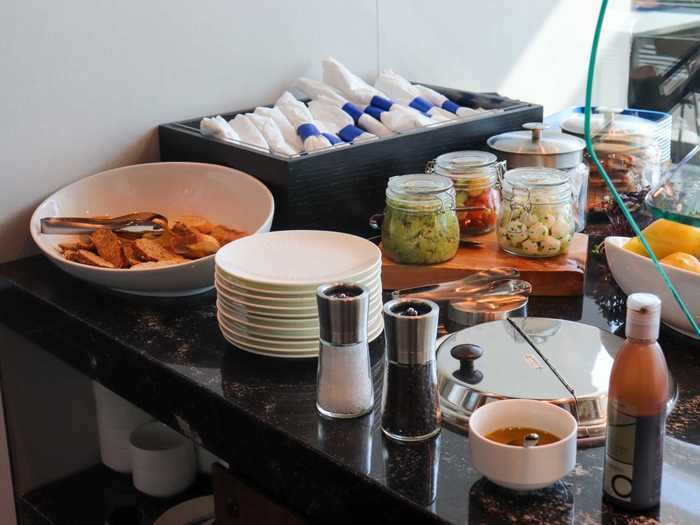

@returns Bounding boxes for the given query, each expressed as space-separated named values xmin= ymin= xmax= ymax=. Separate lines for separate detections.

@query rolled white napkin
xmin=322 ymin=57 xmax=381 ymax=106
xmin=295 ymin=77 xmax=346 ymax=105
xmin=275 ymin=92 xmax=335 ymax=153
xmin=322 ymin=57 xmax=435 ymax=130
xmin=253 ymin=106 xmax=304 ymax=153
xmin=200 ymin=116 xmax=239 ymax=142
xmin=229 ymin=114 xmax=269 ymax=151
xmin=247 ymin=113 xmax=298 ymax=156
xmin=363 ymin=100 xmax=435 ymax=132
xmin=295 ymin=79 xmax=392 ymax=138
xmin=413 ymin=84 xmax=481 ymax=118
xmin=375 ymin=70 xmax=455 ymax=122
xmin=309 ymin=100 xmax=376 ymax=143
xmin=313 ymin=120 xmax=349 ymax=148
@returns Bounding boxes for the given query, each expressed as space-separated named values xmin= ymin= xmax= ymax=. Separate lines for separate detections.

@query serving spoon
xmin=40 ymin=212 xmax=167 ymax=234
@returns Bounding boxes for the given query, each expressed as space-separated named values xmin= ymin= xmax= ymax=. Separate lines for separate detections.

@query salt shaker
xmin=315 ymin=283 xmax=374 ymax=419
xmin=381 ymin=298 xmax=441 ymax=442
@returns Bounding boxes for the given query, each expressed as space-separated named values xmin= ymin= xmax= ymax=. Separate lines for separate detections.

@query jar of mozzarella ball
xmin=497 ymin=168 xmax=575 ymax=258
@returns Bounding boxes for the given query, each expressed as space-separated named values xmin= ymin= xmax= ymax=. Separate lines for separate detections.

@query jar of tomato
xmin=428 ymin=151 xmax=504 ymax=238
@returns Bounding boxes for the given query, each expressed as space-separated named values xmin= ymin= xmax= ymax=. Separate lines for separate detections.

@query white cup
xmin=469 ymin=399 xmax=578 ymax=491
xmin=93 ymin=382 xmax=154 ymax=473
xmin=130 ymin=422 xmax=196 ymax=498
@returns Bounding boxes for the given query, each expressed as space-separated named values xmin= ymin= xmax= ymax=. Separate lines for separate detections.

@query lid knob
xmin=596 ymin=107 xmax=623 ymax=128
xmin=522 ymin=122 xmax=548 ymax=143
xmin=451 ymin=343 xmax=484 ymax=384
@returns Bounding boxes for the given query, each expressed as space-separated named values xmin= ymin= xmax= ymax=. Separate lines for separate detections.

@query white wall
xmin=0 ymin=0 xmax=377 ymax=262
xmin=378 ymin=0 xmax=632 ymax=115
xmin=0 ymin=0 xmax=630 ymax=263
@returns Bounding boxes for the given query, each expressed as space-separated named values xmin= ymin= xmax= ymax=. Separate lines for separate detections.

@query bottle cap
xmin=626 ymin=293 xmax=661 ymax=341
xmin=316 ymin=283 xmax=369 ymax=345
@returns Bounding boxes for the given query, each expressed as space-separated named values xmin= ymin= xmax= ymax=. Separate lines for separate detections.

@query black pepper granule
xmin=382 ymin=360 xmax=441 ymax=440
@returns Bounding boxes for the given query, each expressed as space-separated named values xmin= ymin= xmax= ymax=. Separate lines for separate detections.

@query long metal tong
xmin=391 ymin=267 xmax=521 ymax=303
xmin=40 ymin=212 xmax=167 ymax=234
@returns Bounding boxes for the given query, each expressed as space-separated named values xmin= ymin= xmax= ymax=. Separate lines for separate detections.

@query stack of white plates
xmin=215 ymin=230 xmax=383 ymax=358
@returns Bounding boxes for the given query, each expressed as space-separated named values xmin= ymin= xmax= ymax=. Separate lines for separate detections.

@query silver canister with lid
xmin=488 ymin=122 xmax=588 ymax=231
xmin=316 ymin=283 xmax=374 ymax=419
xmin=381 ymin=298 xmax=441 ymax=442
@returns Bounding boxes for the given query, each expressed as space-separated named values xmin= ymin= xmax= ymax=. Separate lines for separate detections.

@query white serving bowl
xmin=30 ymin=162 xmax=274 ymax=296
xmin=605 ymin=236 xmax=700 ymax=339
xmin=469 ymin=399 xmax=577 ymax=491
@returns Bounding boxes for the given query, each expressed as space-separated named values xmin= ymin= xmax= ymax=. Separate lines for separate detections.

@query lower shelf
xmin=19 ymin=464 xmax=212 ymax=525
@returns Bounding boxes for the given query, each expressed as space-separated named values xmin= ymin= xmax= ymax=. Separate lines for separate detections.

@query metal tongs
xmin=391 ymin=267 xmax=520 ymax=303
xmin=40 ymin=212 xmax=167 ymax=234
xmin=391 ymin=268 xmax=527 ymax=322
xmin=449 ymin=279 xmax=532 ymax=311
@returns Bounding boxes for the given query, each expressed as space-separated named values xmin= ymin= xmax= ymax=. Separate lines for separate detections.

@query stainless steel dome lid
xmin=436 ymin=318 xmax=677 ymax=446
xmin=561 ymin=108 xmax=655 ymax=138
xmin=487 ymin=123 xmax=586 ymax=169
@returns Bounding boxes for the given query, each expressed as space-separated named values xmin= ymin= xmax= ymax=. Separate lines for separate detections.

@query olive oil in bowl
xmin=485 ymin=427 xmax=561 ymax=447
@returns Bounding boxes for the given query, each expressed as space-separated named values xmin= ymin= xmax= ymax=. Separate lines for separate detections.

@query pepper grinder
xmin=381 ymin=298 xmax=441 ymax=441
xmin=315 ymin=283 xmax=374 ymax=419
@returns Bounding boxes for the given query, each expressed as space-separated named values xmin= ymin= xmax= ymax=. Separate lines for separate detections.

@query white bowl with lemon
xmin=604 ymin=219 xmax=700 ymax=339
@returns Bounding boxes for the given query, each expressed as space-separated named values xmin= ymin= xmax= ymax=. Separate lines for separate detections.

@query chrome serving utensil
xmin=391 ymin=268 xmax=520 ymax=302
xmin=40 ymin=212 xmax=167 ymax=234
xmin=446 ymin=279 xmax=531 ymax=330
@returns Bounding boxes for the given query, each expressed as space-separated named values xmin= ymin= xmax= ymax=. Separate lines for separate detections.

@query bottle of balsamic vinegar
xmin=604 ymin=293 xmax=669 ymax=511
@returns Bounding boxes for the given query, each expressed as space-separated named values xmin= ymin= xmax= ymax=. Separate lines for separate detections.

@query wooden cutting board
xmin=381 ymin=231 xmax=588 ymax=296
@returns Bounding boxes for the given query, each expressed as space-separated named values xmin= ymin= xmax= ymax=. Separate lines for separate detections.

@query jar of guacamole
xmin=382 ymin=174 xmax=459 ymax=265
xmin=429 ymin=151 xmax=504 ymax=238
xmin=497 ymin=168 xmax=575 ymax=258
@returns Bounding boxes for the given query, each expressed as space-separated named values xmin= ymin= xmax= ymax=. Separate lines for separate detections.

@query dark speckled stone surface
xmin=0 ymin=237 xmax=699 ymax=524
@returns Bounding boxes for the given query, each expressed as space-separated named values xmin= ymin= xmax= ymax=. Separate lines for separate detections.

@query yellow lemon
xmin=623 ymin=219 xmax=700 ymax=259
xmin=660 ymin=252 xmax=700 ymax=274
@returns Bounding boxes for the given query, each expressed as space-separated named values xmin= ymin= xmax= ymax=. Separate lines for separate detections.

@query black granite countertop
xmin=0 ymin=240 xmax=699 ymax=524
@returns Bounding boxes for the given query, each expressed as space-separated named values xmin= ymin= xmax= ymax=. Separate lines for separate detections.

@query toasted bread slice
xmin=210 ymin=225 xmax=247 ymax=246
xmin=90 ymin=229 xmax=126 ymax=268
xmin=171 ymin=215 xmax=216 ymax=234
xmin=66 ymin=249 xmax=116 ymax=269
xmin=133 ymin=238 xmax=179 ymax=262
xmin=58 ymin=237 xmax=95 ymax=253
xmin=170 ymin=222 xmax=220 ymax=258
xmin=121 ymin=240 xmax=141 ymax=267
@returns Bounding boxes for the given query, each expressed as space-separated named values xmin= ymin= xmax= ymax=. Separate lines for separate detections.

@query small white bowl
xmin=130 ymin=422 xmax=196 ymax=498
xmin=469 ymin=399 xmax=577 ymax=491
xmin=30 ymin=162 xmax=274 ymax=296
xmin=604 ymin=236 xmax=700 ymax=339
xmin=93 ymin=382 xmax=154 ymax=473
